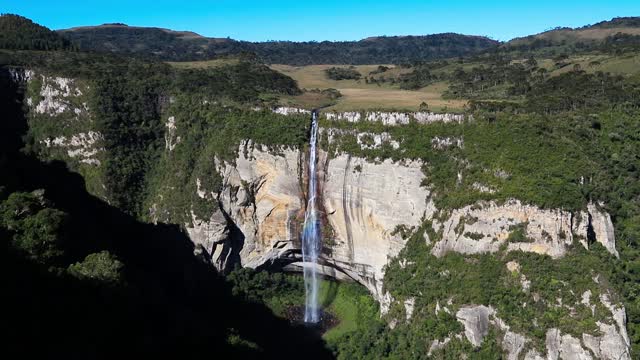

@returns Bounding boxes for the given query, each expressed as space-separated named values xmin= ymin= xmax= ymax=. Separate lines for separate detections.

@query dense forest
xmin=0 ymin=14 xmax=75 ymax=51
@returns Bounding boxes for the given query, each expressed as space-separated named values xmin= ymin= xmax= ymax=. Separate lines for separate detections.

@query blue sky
xmin=2 ymin=1 xmax=639 ymax=41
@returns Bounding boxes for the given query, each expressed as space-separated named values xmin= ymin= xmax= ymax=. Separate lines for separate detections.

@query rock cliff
xmin=431 ymin=199 xmax=618 ymax=259
xmin=185 ymin=140 xmax=434 ymax=303
xmin=319 ymin=153 xmax=433 ymax=300
xmin=448 ymin=303 xmax=630 ymax=360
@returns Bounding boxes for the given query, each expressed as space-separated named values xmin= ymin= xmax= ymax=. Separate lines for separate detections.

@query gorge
xmin=6 ymin=66 xmax=633 ymax=357
xmin=2 ymin=13 xmax=640 ymax=359
xmin=9 ymin=63 xmax=632 ymax=356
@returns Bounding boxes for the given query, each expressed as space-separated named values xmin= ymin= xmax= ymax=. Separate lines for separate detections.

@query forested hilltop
xmin=58 ymin=23 xmax=498 ymax=64
xmin=0 ymin=14 xmax=75 ymax=50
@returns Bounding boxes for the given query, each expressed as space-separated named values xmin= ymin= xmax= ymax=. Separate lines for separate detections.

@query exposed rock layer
xmin=431 ymin=199 xmax=618 ymax=259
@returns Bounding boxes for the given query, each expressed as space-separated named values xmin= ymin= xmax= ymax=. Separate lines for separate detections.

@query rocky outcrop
xmin=19 ymin=70 xmax=99 ymax=166
xmin=7 ymin=68 xmax=34 ymax=83
xmin=587 ymin=203 xmax=618 ymax=258
xmin=164 ymin=116 xmax=180 ymax=151
xmin=192 ymin=141 xmax=305 ymax=270
xmin=41 ymin=131 xmax=104 ymax=166
xmin=323 ymin=111 xmax=467 ymax=125
xmin=431 ymin=136 xmax=464 ymax=150
xmin=272 ymin=106 xmax=311 ymax=116
xmin=356 ymin=132 xmax=400 ymax=150
xmin=545 ymin=328 xmax=593 ymax=360
xmin=431 ymin=199 xmax=618 ymax=258
xmin=456 ymin=305 xmax=493 ymax=347
xmin=583 ymin=322 xmax=631 ymax=360
xmin=186 ymin=209 xmax=231 ymax=270
xmin=451 ymin=305 xmax=630 ymax=360
xmin=31 ymin=75 xmax=87 ymax=116
xmin=453 ymin=305 xmax=532 ymax=359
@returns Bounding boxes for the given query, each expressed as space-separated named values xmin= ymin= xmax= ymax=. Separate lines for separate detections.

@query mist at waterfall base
xmin=302 ymin=111 xmax=322 ymax=324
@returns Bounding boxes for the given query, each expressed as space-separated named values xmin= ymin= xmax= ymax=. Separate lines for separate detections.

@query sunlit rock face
xmin=17 ymin=70 xmax=99 ymax=164
xmin=186 ymin=140 xmax=304 ymax=271
xmin=318 ymin=153 xmax=434 ymax=301
xmin=186 ymin=142 xmax=434 ymax=304
xmin=41 ymin=131 xmax=104 ymax=166
xmin=431 ymin=199 xmax=618 ymax=259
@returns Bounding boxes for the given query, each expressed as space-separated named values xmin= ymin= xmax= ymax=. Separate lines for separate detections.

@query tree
xmin=67 ymin=251 xmax=124 ymax=284
xmin=1 ymin=191 xmax=68 ymax=264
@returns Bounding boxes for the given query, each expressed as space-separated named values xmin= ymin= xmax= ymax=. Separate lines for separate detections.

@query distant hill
xmin=0 ymin=14 xmax=74 ymax=51
xmin=58 ymin=23 xmax=240 ymax=60
xmin=58 ymin=24 xmax=499 ymax=65
xmin=505 ymin=16 xmax=640 ymax=53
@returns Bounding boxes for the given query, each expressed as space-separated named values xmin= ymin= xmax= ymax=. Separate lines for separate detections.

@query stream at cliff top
xmin=302 ymin=110 xmax=321 ymax=323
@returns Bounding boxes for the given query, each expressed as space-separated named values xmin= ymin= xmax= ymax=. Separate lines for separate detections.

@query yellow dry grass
xmin=270 ymin=64 xmax=466 ymax=111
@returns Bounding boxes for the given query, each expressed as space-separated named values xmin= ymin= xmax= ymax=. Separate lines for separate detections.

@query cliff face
xmin=184 ymin=110 xmax=619 ymax=283
xmin=187 ymin=141 xmax=304 ymax=271
xmin=431 ymin=199 xmax=618 ymax=259
xmin=450 ymin=302 xmax=630 ymax=360
xmin=319 ymin=154 xmax=433 ymax=300
xmin=185 ymin=141 xmax=433 ymax=303
xmin=12 ymin=68 xmax=106 ymax=197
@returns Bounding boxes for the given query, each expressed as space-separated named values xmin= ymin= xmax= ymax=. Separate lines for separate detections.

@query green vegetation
xmin=320 ymin=71 xmax=640 ymax=355
xmin=325 ymin=66 xmax=362 ymax=80
xmin=322 ymin=224 xmax=624 ymax=358
xmin=67 ymin=250 xmax=124 ymax=284
xmin=1 ymin=190 xmax=68 ymax=264
xmin=272 ymin=64 xmax=467 ymax=111
xmin=1 ymin=89 xmax=331 ymax=360
xmin=0 ymin=14 xmax=75 ymax=51
xmin=497 ymin=16 xmax=640 ymax=58
xmin=145 ymin=103 xmax=309 ymax=224
xmin=58 ymin=23 xmax=235 ymax=61
xmin=3 ymin=46 xmax=302 ymax=216
xmin=227 ymin=268 xmax=382 ymax=352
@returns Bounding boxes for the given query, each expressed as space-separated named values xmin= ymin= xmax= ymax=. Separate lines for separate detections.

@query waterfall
xmin=302 ymin=110 xmax=321 ymax=323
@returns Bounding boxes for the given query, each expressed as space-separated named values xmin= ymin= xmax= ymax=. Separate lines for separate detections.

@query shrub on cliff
xmin=67 ymin=251 xmax=124 ymax=284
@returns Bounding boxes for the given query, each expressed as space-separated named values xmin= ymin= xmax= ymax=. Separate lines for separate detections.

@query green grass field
xmin=257 ymin=275 xmax=379 ymax=342
xmin=317 ymin=280 xmax=378 ymax=342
